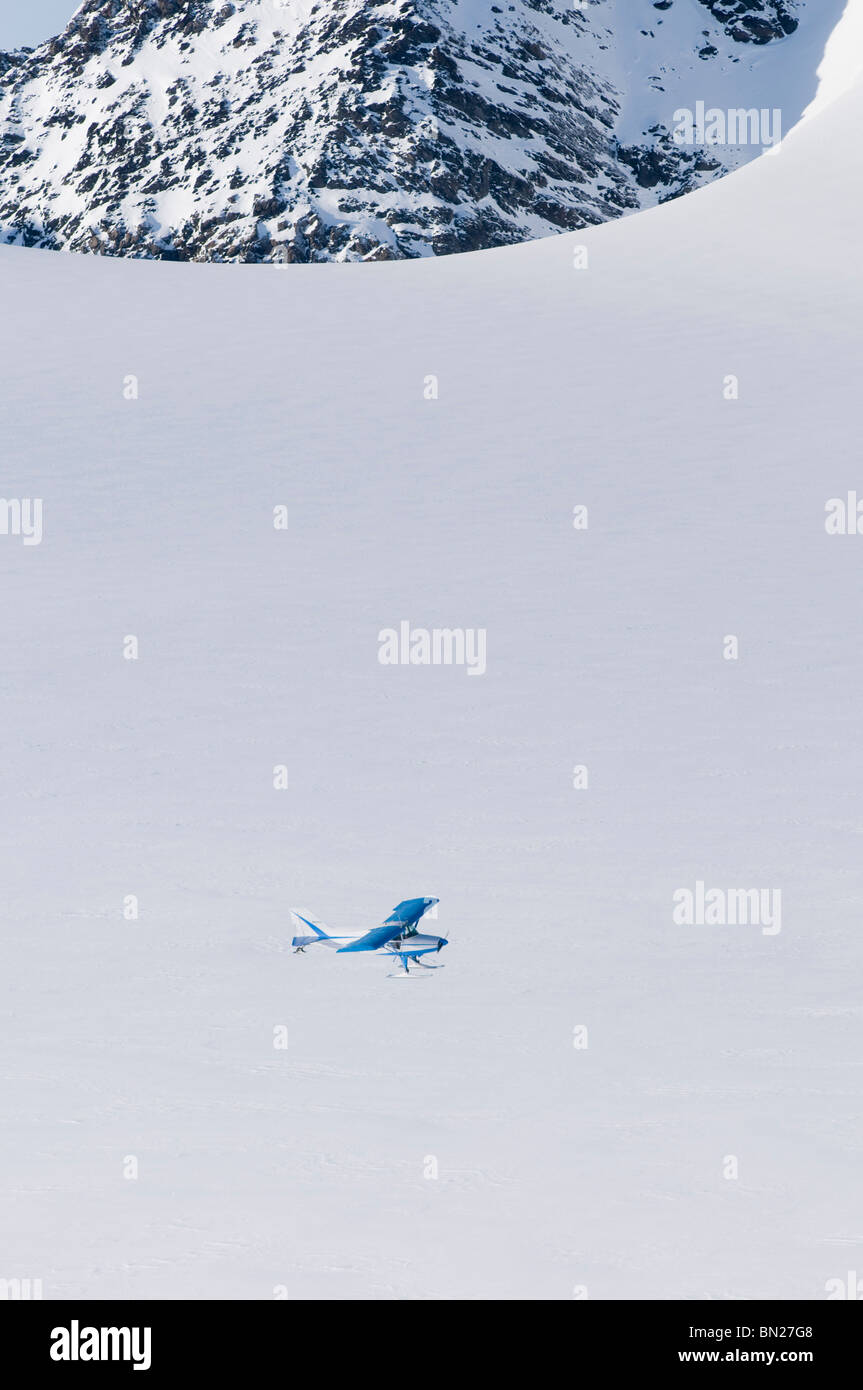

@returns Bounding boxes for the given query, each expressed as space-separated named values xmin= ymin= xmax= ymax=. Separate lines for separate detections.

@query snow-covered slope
xmin=0 ymin=0 xmax=846 ymax=261
xmin=1 ymin=1 xmax=862 ymax=1301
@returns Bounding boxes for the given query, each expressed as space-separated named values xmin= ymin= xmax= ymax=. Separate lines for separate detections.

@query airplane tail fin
xmin=291 ymin=910 xmax=331 ymax=948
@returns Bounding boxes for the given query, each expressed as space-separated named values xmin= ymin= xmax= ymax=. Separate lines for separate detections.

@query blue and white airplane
xmin=291 ymin=898 xmax=447 ymax=974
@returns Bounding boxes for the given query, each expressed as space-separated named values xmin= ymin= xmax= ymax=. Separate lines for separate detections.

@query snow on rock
xmin=0 ymin=0 xmax=843 ymax=261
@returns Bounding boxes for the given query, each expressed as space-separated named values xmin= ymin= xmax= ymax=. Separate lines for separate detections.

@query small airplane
xmin=291 ymin=897 xmax=447 ymax=974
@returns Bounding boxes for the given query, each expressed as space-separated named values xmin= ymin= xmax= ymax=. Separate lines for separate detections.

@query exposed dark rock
xmin=696 ymin=1 xmax=799 ymax=44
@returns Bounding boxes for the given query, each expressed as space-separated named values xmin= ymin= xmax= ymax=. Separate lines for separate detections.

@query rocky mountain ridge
xmin=0 ymin=1 xmax=813 ymax=261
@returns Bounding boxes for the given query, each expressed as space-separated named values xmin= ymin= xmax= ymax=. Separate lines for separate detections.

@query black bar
xmin=3 ymin=1299 xmax=857 ymax=1376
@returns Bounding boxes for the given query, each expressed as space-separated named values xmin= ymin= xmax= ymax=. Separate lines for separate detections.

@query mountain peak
xmin=0 ymin=0 xmax=817 ymax=262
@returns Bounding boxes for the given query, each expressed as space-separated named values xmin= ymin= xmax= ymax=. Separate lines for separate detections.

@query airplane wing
xmin=336 ymin=898 xmax=437 ymax=953
xmin=336 ymin=923 xmax=404 ymax=954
